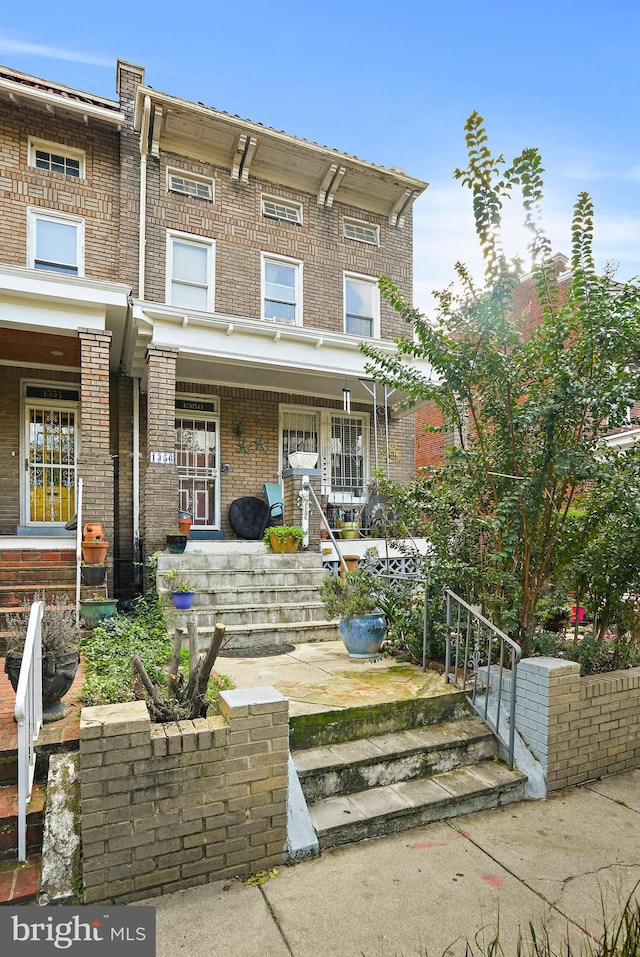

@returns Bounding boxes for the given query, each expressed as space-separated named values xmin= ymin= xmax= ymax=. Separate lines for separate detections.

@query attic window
xmin=262 ymin=196 xmax=303 ymax=225
xmin=28 ymin=138 xmax=84 ymax=178
xmin=168 ymin=170 xmax=214 ymax=202
xmin=344 ymin=218 xmax=379 ymax=246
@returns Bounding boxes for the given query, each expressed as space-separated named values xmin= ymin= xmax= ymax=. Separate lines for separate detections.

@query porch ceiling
xmin=0 ymin=326 xmax=80 ymax=368
xmin=132 ymin=301 xmax=433 ymax=417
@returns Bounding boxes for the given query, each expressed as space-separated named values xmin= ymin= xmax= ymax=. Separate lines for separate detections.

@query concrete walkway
xmin=216 ymin=640 xmax=457 ymax=716
xmin=144 ymin=767 xmax=640 ymax=955
xmin=142 ymin=637 xmax=640 ymax=955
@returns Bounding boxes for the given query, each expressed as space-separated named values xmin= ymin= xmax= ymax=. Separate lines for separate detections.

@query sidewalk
xmin=146 ymin=767 xmax=640 ymax=956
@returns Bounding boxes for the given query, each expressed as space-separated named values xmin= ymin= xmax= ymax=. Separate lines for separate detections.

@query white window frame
xmin=27 ymin=208 xmax=84 ymax=276
xmin=344 ymin=272 xmax=380 ymax=339
xmin=167 ymin=168 xmax=215 ymax=202
xmin=278 ymin=404 xmax=370 ymax=502
xmin=166 ymin=230 xmax=215 ymax=312
xmin=343 ymin=217 xmax=379 ymax=246
xmin=261 ymin=253 xmax=303 ymax=326
xmin=28 ymin=137 xmax=85 ymax=179
xmin=261 ymin=194 xmax=303 ymax=225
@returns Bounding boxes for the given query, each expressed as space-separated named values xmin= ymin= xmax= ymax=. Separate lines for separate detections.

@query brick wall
xmin=0 ymin=101 xmax=121 ymax=282
xmin=142 ymin=150 xmax=413 ymax=340
xmin=514 ymin=658 xmax=640 ymax=792
xmin=79 ymin=688 xmax=289 ymax=903
xmin=142 ymin=345 xmax=179 ymax=557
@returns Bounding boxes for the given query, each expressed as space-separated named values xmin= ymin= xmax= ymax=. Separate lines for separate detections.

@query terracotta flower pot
xmin=81 ymin=541 xmax=109 ymax=564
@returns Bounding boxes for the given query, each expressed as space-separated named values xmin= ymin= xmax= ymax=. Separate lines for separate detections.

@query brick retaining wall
xmin=515 ymin=658 xmax=640 ymax=792
xmin=79 ymin=687 xmax=288 ymax=903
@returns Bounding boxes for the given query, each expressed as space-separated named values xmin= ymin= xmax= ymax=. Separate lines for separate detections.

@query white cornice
xmin=0 ymin=74 xmax=124 ymax=128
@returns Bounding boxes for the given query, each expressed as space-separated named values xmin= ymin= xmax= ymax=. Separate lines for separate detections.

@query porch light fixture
xmin=342 ymin=385 xmax=351 ymax=415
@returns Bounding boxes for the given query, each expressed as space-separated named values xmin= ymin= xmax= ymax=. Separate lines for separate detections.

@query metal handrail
xmin=302 ymin=480 xmax=350 ymax=576
xmin=14 ymin=600 xmax=44 ymax=861
xmin=75 ymin=477 xmax=83 ymax=627
xmin=444 ymin=588 xmax=521 ymax=768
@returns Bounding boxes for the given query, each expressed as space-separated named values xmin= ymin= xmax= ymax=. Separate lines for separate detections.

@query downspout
xmin=138 ymin=94 xmax=151 ymax=300
xmin=133 ymin=378 xmax=141 ymax=587
xmin=134 ymin=96 xmax=151 ymax=585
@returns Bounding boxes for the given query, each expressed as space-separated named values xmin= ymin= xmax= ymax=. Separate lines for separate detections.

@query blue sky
xmin=1 ymin=1 xmax=639 ymax=314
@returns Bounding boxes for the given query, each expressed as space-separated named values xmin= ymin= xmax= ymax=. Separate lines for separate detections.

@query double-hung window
xmin=344 ymin=273 xmax=379 ymax=338
xmin=28 ymin=209 xmax=84 ymax=276
xmin=167 ymin=232 xmax=215 ymax=311
xmin=262 ymin=254 xmax=302 ymax=325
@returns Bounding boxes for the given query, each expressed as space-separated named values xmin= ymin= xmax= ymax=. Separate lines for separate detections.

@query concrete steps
xmin=292 ymin=716 xmax=527 ymax=851
xmin=158 ymin=547 xmax=338 ymax=650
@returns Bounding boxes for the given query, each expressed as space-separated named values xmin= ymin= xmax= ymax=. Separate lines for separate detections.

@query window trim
xmin=343 ymin=217 xmax=380 ymax=246
xmin=28 ymin=138 xmax=85 ymax=179
xmin=261 ymin=194 xmax=303 ymax=225
xmin=27 ymin=207 xmax=84 ymax=276
xmin=278 ymin=404 xmax=370 ymax=502
xmin=343 ymin=272 xmax=380 ymax=339
xmin=166 ymin=230 xmax=216 ymax=312
xmin=261 ymin=252 xmax=303 ymax=326
xmin=167 ymin=167 xmax=215 ymax=202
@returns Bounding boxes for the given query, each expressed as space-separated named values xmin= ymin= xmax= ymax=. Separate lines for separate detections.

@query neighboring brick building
xmin=0 ymin=61 xmax=428 ymax=594
xmin=414 ymin=256 xmax=640 ymax=470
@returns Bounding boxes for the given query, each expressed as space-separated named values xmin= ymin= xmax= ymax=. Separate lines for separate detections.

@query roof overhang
xmin=134 ymin=86 xmax=427 ymax=226
xmin=128 ymin=300 xmax=431 ymax=416
xmin=0 ymin=65 xmax=124 ymax=128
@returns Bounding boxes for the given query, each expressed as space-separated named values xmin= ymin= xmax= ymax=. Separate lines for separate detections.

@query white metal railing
xmin=444 ymin=588 xmax=521 ymax=768
xmin=14 ymin=600 xmax=44 ymax=861
xmin=74 ymin=477 xmax=84 ymax=627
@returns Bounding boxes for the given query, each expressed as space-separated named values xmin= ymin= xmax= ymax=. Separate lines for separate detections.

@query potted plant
xmin=5 ymin=593 xmax=81 ymax=722
xmin=263 ymin=525 xmax=305 ymax=554
xmin=79 ymin=594 xmax=118 ymax=628
xmin=166 ymin=528 xmax=188 ymax=554
xmin=177 ymin=510 xmax=193 ymax=537
xmin=81 ymin=561 xmax=106 ymax=586
xmin=319 ymin=568 xmax=387 ymax=659
xmin=163 ymin=569 xmax=196 ymax=610
xmin=81 ymin=533 xmax=109 ymax=565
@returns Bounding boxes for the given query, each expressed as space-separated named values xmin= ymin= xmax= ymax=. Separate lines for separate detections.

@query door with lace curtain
xmin=24 ymin=390 xmax=78 ymax=525
xmin=175 ymin=399 xmax=220 ymax=529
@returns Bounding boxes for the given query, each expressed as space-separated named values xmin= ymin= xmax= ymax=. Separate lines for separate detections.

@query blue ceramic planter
xmin=339 ymin=614 xmax=387 ymax=659
xmin=172 ymin=591 xmax=195 ymax=610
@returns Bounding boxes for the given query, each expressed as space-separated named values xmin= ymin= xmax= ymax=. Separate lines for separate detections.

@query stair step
xmin=182 ymin=600 xmax=327 ymax=628
xmin=309 ymin=760 xmax=527 ymax=849
xmin=0 ymin=854 xmax=41 ymax=904
xmin=0 ymin=782 xmax=47 ymax=861
xmin=194 ymin=620 xmax=340 ymax=651
xmin=0 ymin=750 xmax=18 ymax=785
xmin=294 ymin=718 xmax=497 ymax=802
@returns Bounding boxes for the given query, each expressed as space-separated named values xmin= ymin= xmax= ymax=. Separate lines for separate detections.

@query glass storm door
xmin=175 ymin=413 xmax=220 ymax=528
xmin=25 ymin=404 xmax=77 ymax=524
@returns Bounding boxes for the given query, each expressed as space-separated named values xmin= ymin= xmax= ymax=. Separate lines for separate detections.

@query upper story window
xmin=343 ymin=217 xmax=379 ymax=246
xmin=28 ymin=209 xmax=84 ymax=276
xmin=167 ymin=231 xmax=215 ymax=312
xmin=167 ymin=169 xmax=214 ymax=202
xmin=28 ymin=138 xmax=84 ymax=178
xmin=262 ymin=254 xmax=302 ymax=325
xmin=344 ymin=273 xmax=379 ymax=338
xmin=261 ymin=195 xmax=303 ymax=225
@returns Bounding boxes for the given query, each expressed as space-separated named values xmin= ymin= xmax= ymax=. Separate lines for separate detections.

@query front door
xmin=24 ymin=393 xmax=78 ymax=526
xmin=175 ymin=402 xmax=220 ymax=529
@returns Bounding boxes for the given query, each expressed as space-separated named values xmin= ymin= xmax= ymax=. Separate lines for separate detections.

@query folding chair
xmin=262 ymin=482 xmax=284 ymax=534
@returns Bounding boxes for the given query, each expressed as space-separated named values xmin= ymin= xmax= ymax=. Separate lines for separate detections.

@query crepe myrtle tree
xmin=362 ymin=112 xmax=640 ymax=655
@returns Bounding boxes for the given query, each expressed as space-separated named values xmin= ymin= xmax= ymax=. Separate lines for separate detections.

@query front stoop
xmin=293 ymin=717 xmax=527 ymax=850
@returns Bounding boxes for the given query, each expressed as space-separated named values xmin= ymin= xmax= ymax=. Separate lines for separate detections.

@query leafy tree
xmin=363 ymin=112 xmax=640 ymax=654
